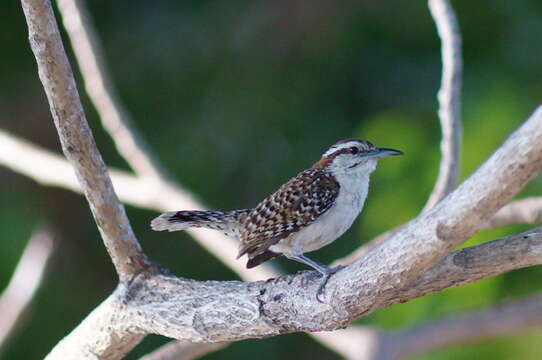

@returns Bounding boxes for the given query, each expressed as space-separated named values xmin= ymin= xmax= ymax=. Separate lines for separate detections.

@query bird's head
xmin=313 ymin=139 xmax=403 ymax=175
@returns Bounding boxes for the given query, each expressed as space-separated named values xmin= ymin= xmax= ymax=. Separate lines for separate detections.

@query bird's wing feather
xmin=237 ymin=168 xmax=340 ymax=261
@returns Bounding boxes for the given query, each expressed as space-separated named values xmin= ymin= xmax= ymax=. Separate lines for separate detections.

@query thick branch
xmin=40 ymin=225 xmax=542 ymax=359
xmin=424 ymin=0 xmax=463 ymax=211
xmin=122 ymin=227 xmax=542 ymax=342
xmin=21 ymin=0 xmax=148 ymax=280
xmin=0 ymin=228 xmax=54 ymax=351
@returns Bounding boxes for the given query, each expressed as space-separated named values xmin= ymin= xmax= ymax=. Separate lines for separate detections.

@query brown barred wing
xmin=237 ymin=168 xmax=340 ymax=266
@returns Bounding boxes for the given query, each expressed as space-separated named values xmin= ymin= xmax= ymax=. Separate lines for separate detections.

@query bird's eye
xmin=350 ymin=147 xmax=359 ymax=154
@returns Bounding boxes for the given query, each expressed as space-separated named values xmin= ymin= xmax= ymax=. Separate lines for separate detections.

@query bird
xmin=151 ymin=139 xmax=402 ymax=301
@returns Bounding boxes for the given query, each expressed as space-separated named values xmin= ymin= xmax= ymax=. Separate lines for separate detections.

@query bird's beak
xmin=364 ymin=147 xmax=403 ymax=159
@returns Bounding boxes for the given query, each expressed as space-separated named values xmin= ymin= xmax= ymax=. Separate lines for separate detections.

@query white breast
xmin=270 ymin=162 xmax=374 ymax=256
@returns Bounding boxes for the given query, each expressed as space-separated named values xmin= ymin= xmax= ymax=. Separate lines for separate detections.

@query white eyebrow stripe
xmin=323 ymin=141 xmax=361 ymax=157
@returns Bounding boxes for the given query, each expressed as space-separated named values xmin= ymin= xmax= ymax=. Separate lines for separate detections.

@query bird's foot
xmin=301 ymin=269 xmax=321 ymax=288
xmin=316 ymin=265 xmax=346 ymax=303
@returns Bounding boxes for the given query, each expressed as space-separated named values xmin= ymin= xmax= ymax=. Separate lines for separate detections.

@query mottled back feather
xmin=237 ymin=168 xmax=340 ymax=261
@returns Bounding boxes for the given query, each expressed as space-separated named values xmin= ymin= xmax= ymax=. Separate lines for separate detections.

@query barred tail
xmin=151 ymin=210 xmax=250 ymax=236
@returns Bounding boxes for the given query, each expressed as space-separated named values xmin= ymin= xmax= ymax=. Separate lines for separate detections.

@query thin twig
xmin=138 ymin=340 xmax=229 ymax=360
xmin=21 ymin=0 xmax=148 ymax=281
xmin=424 ymin=0 xmax=463 ymax=211
xmin=0 ymin=228 xmax=54 ymax=351
xmin=315 ymin=327 xmax=381 ymax=360
xmin=56 ymin=0 xmax=168 ymax=180
xmin=483 ymin=196 xmax=542 ymax=229
xmin=318 ymin=292 xmax=542 ymax=360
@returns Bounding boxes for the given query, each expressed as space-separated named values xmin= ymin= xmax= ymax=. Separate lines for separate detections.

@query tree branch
xmin=21 ymin=0 xmax=149 ymax=280
xmin=120 ymin=227 xmax=542 ymax=342
xmin=55 ymin=0 xmax=168 ymax=181
xmin=424 ymin=0 xmax=463 ymax=211
xmin=43 ymin=224 xmax=541 ymax=358
xmin=312 ymin=327 xmax=381 ymax=360
xmin=483 ymin=197 xmax=542 ymax=229
xmin=0 ymin=228 xmax=54 ymax=351
xmin=335 ymin=194 xmax=542 ymax=267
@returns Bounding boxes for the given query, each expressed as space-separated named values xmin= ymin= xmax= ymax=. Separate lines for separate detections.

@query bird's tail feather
xmin=151 ymin=210 xmax=249 ymax=235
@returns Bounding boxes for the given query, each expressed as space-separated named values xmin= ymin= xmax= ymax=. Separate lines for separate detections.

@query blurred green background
xmin=1 ymin=0 xmax=541 ymax=359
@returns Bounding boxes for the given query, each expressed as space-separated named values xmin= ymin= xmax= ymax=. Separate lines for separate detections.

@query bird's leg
xmin=288 ymin=254 xmax=345 ymax=302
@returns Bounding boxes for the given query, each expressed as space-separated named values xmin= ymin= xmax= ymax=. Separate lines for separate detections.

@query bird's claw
xmin=301 ymin=270 xmax=322 ymax=288
xmin=316 ymin=265 xmax=346 ymax=303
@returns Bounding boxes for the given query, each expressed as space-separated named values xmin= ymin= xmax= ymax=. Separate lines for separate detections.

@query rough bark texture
xmin=116 ymin=228 xmax=542 ymax=341
xmin=21 ymin=0 xmax=148 ymax=280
